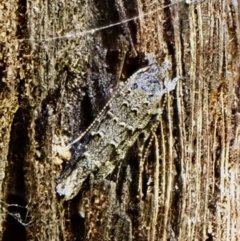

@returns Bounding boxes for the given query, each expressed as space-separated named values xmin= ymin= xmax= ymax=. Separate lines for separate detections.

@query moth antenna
xmin=68 ymin=83 xmax=125 ymax=147
xmin=138 ymin=122 xmax=160 ymax=199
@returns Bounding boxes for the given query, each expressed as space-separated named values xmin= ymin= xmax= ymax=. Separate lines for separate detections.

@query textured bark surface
xmin=0 ymin=0 xmax=240 ymax=240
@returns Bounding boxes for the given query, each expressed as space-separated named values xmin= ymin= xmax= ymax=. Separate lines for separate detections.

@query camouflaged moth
xmin=56 ymin=54 xmax=179 ymax=200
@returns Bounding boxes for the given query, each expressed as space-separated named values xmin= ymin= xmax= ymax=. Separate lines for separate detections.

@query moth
xmin=56 ymin=54 xmax=179 ymax=200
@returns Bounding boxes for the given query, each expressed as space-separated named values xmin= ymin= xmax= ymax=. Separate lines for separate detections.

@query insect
xmin=56 ymin=54 xmax=179 ymax=200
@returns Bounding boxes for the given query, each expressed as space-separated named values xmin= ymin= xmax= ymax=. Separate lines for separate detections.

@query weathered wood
xmin=0 ymin=0 xmax=240 ymax=240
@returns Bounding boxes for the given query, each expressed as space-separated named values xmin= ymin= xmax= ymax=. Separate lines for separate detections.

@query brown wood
xmin=0 ymin=0 xmax=240 ymax=240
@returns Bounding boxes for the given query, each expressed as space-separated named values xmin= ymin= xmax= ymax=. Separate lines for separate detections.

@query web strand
xmin=14 ymin=0 xmax=193 ymax=44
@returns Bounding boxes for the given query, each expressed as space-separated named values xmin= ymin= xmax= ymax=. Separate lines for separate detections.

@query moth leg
xmin=94 ymin=160 xmax=118 ymax=183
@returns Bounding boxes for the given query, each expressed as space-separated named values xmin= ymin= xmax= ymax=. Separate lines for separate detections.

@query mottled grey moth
xmin=56 ymin=54 xmax=179 ymax=200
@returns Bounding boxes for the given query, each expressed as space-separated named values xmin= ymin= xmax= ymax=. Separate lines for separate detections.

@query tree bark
xmin=0 ymin=0 xmax=240 ymax=240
